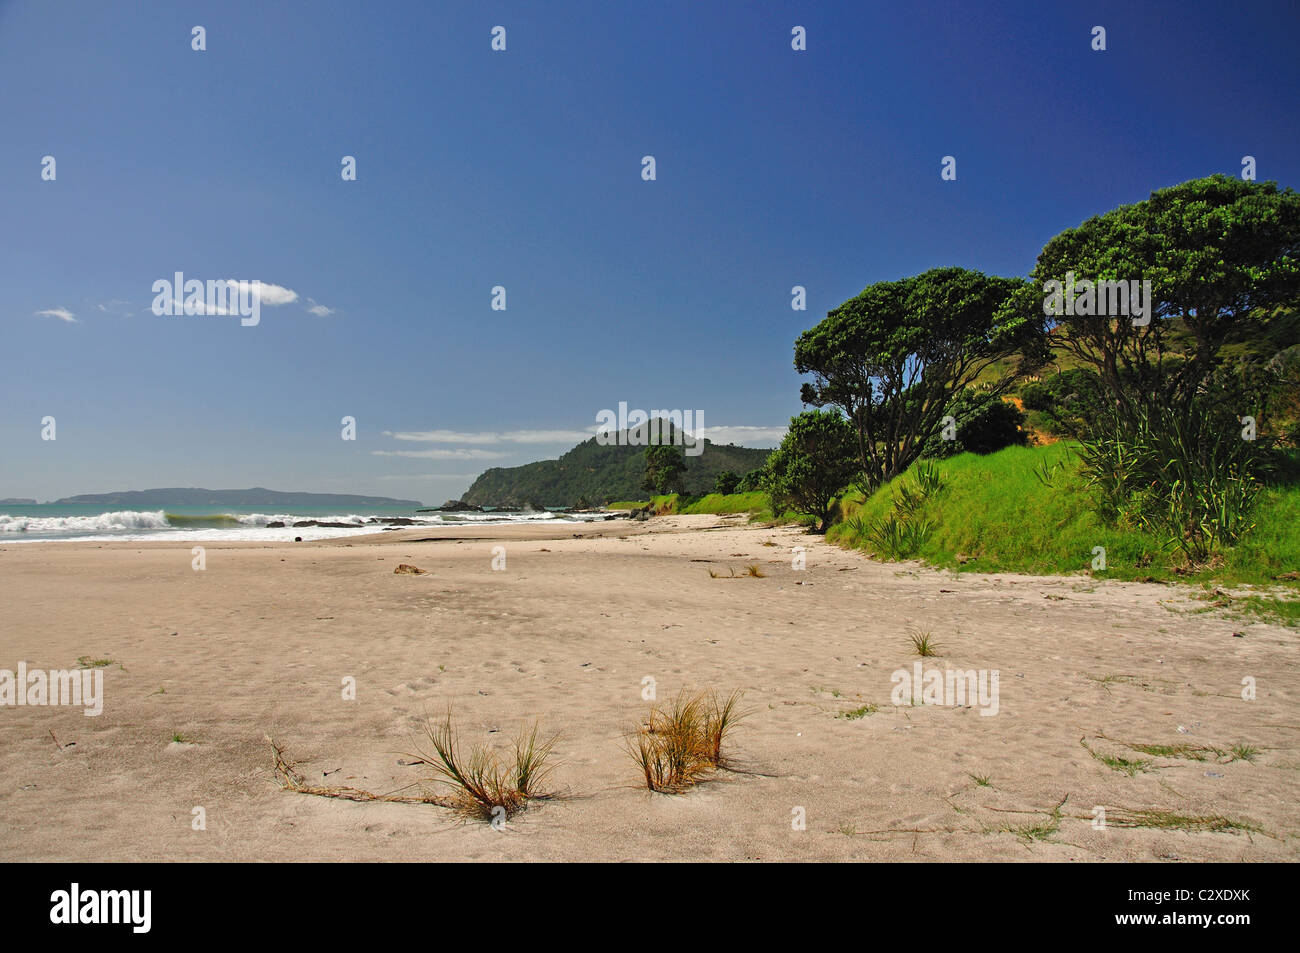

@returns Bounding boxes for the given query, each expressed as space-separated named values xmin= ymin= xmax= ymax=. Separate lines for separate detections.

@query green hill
xmin=462 ymin=423 xmax=772 ymax=507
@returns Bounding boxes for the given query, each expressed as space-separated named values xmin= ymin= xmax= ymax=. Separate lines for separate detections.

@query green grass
xmin=838 ymin=704 xmax=877 ymax=720
xmin=908 ymin=627 xmax=940 ymax=657
xmin=1099 ymin=808 xmax=1262 ymax=834
xmin=77 ymin=656 xmax=124 ymax=671
xmin=827 ymin=443 xmax=1300 ymax=623
xmin=607 ymin=491 xmax=799 ymax=523
xmin=1081 ymin=739 xmax=1153 ymax=776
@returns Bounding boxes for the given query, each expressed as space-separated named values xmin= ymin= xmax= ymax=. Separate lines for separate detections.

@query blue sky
xmin=3 ymin=0 xmax=1297 ymax=504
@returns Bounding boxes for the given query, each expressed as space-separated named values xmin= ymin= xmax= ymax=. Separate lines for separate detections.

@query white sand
xmin=1 ymin=515 xmax=1295 ymax=861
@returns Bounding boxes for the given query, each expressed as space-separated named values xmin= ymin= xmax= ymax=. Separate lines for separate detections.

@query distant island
xmin=0 ymin=498 xmax=38 ymax=505
xmin=51 ymin=487 xmax=423 ymax=507
xmin=463 ymin=424 xmax=772 ymax=508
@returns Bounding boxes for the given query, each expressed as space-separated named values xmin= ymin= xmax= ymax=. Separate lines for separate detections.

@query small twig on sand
xmin=269 ymin=738 xmax=454 ymax=807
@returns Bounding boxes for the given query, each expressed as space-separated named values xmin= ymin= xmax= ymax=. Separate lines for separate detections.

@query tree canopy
xmin=795 ymin=267 xmax=1045 ymax=488
xmin=1031 ymin=174 xmax=1300 ymax=425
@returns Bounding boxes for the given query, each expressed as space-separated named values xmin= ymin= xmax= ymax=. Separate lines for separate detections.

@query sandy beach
xmin=1 ymin=515 xmax=1296 ymax=862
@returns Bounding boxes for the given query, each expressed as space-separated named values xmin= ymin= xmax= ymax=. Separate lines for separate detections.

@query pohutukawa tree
xmin=761 ymin=410 xmax=859 ymax=532
xmin=642 ymin=444 xmax=687 ymax=496
xmin=1031 ymin=174 xmax=1300 ymax=428
xmin=795 ymin=267 xmax=1046 ymax=489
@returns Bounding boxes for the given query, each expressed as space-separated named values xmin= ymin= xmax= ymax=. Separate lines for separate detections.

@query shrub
xmin=921 ymin=389 xmax=1027 ymax=459
xmin=1078 ymin=399 xmax=1263 ymax=563
xmin=761 ymin=410 xmax=859 ymax=531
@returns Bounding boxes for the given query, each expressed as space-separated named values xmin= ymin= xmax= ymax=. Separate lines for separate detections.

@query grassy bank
xmin=605 ymin=492 xmax=783 ymax=519
xmin=827 ymin=442 xmax=1299 ymax=622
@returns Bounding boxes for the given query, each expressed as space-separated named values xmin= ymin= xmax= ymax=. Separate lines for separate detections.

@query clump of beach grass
xmin=745 ymin=564 xmax=765 ymax=577
xmin=626 ymin=688 xmax=747 ymax=792
xmin=908 ymin=626 xmax=940 ymax=657
xmin=407 ymin=710 xmax=561 ymax=820
xmin=77 ymin=656 xmax=124 ymax=671
xmin=839 ymin=703 xmax=878 ymax=720
xmin=1081 ymin=738 xmax=1152 ymax=776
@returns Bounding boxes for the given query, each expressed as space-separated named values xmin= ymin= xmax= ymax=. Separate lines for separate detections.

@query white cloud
xmin=694 ymin=425 xmax=788 ymax=446
xmin=35 ymin=308 xmax=77 ymax=323
xmin=240 ymin=281 xmax=298 ymax=306
xmin=383 ymin=429 xmax=596 ymax=445
xmin=158 ymin=280 xmax=301 ymax=316
xmin=305 ymin=297 xmax=335 ymax=316
xmin=167 ymin=297 xmax=228 ymax=316
xmin=371 ymin=448 xmax=512 ymax=460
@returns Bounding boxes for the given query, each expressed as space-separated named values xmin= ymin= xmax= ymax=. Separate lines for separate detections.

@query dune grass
xmin=908 ymin=627 xmax=940 ymax=657
xmin=407 ymin=711 xmax=560 ymax=821
xmin=626 ymin=689 xmax=747 ymax=792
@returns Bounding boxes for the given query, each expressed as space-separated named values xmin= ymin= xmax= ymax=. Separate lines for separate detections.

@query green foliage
xmin=736 ymin=469 xmax=764 ymax=492
xmin=1077 ymin=401 xmax=1263 ymax=563
xmin=1031 ymin=174 xmax=1300 ymax=432
xmin=795 ymin=267 xmax=1047 ymax=489
xmin=713 ymin=470 xmax=740 ymax=495
xmin=1018 ymin=367 xmax=1107 ymax=437
xmin=761 ymin=410 xmax=859 ymax=532
xmin=643 ymin=444 xmax=687 ymax=496
xmin=920 ymin=389 xmax=1028 ymax=459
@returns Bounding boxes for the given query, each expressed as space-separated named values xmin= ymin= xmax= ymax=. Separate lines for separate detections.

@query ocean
xmin=0 ymin=503 xmax=606 ymax=543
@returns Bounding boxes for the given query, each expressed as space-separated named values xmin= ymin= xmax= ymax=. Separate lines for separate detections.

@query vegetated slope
xmin=462 ymin=426 xmax=771 ymax=507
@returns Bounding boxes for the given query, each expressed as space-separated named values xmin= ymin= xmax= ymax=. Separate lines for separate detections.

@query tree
xmin=760 ymin=410 xmax=859 ymax=532
xmin=1031 ymin=174 xmax=1300 ymax=431
xmin=736 ymin=469 xmax=763 ymax=492
xmin=642 ymin=445 xmax=686 ymax=496
xmin=713 ymin=470 xmax=740 ymax=495
xmin=795 ymin=267 xmax=1045 ymax=491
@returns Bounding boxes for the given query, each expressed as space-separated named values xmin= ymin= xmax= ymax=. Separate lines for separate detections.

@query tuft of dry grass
xmin=745 ymin=564 xmax=765 ymax=577
xmin=626 ymin=689 xmax=747 ymax=792
xmin=406 ymin=710 xmax=561 ymax=820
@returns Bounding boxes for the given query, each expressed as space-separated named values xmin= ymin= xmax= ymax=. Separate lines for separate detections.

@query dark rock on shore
xmin=429 ymin=500 xmax=485 ymax=512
